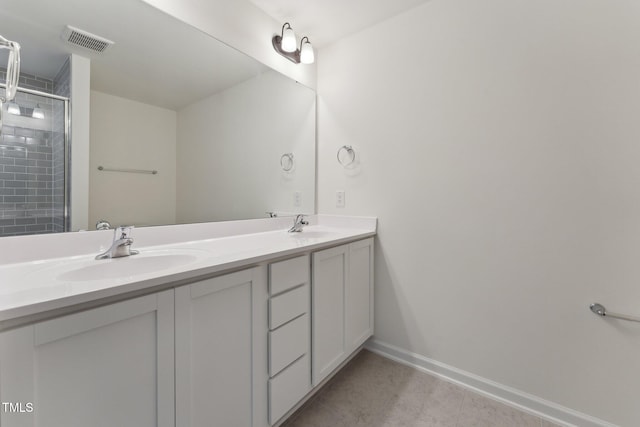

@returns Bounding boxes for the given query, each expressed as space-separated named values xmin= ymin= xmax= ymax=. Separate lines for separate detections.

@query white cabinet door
xmin=175 ymin=267 xmax=267 ymax=427
xmin=311 ymin=244 xmax=347 ymax=385
xmin=312 ymin=238 xmax=374 ymax=386
xmin=346 ymin=238 xmax=374 ymax=353
xmin=0 ymin=290 xmax=175 ymax=427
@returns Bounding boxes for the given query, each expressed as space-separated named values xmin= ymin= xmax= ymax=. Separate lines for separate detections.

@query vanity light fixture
xmin=32 ymin=104 xmax=44 ymax=119
xmin=272 ymin=23 xmax=314 ymax=65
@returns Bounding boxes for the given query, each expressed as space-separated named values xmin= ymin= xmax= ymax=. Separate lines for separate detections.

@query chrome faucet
xmin=95 ymin=226 xmax=140 ymax=260
xmin=288 ymin=214 xmax=309 ymax=233
xmin=96 ymin=219 xmax=111 ymax=230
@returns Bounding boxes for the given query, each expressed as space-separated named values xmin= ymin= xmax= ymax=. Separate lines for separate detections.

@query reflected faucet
xmin=288 ymin=214 xmax=309 ymax=233
xmin=96 ymin=219 xmax=111 ymax=230
xmin=95 ymin=226 xmax=140 ymax=260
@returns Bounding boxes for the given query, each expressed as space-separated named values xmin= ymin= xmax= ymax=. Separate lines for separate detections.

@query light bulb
xmin=32 ymin=104 xmax=45 ymax=119
xmin=300 ymin=39 xmax=314 ymax=64
xmin=281 ymin=26 xmax=297 ymax=53
xmin=7 ymin=102 xmax=20 ymax=115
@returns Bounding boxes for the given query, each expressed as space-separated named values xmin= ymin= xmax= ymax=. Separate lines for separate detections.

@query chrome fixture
xmin=98 ymin=165 xmax=158 ymax=175
xmin=96 ymin=219 xmax=112 ymax=230
xmin=280 ymin=153 xmax=294 ymax=172
xmin=337 ymin=145 xmax=356 ymax=167
xmin=590 ymin=303 xmax=640 ymax=323
xmin=288 ymin=214 xmax=309 ymax=233
xmin=272 ymin=23 xmax=314 ymax=64
xmin=0 ymin=34 xmax=21 ymax=132
xmin=96 ymin=226 xmax=139 ymax=260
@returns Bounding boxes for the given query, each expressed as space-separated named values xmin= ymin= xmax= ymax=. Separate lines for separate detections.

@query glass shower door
xmin=0 ymin=88 xmax=68 ymax=237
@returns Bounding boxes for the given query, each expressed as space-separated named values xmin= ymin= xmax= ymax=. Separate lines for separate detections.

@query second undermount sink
xmin=54 ymin=249 xmax=207 ymax=282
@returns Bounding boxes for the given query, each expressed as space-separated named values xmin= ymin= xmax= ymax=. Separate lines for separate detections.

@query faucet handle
xmin=114 ymin=225 xmax=134 ymax=240
xmin=96 ymin=219 xmax=111 ymax=230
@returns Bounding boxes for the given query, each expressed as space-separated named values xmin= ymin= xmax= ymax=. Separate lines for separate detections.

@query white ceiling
xmin=249 ymin=0 xmax=432 ymax=48
xmin=1 ymin=0 xmax=432 ymax=108
xmin=0 ymin=0 xmax=266 ymax=110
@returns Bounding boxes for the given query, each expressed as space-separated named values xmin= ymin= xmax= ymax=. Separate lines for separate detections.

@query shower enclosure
xmin=0 ymin=84 xmax=69 ymax=237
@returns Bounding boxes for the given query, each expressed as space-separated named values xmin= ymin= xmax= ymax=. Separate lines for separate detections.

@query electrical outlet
xmin=336 ymin=190 xmax=345 ymax=208
xmin=293 ymin=191 xmax=302 ymax=207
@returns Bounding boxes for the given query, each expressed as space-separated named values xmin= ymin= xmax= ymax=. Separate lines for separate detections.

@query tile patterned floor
xmin=282 ymin=350 xmax=562 ymax=427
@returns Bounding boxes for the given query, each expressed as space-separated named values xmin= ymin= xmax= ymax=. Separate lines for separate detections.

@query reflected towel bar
xmin=98 ymin=166 xmax=157 ymax=175
xmin=590 ymin=303 xmax=640 ymax=323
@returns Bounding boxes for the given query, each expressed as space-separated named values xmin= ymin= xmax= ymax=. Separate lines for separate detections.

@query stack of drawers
xmin=268 ymin=255 xmax=311 ymax=424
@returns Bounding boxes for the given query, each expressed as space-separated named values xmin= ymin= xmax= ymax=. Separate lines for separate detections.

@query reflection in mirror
xmin=0 ymin=0 xmax=316 ymax=237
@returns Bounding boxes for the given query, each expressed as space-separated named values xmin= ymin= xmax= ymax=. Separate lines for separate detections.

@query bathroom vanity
xmin=0 ymin=215 xmax=375 ymax=427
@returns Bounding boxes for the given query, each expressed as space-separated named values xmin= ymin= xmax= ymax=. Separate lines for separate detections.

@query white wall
xmin=89 ymin=91 xmax=177 ymax=228
xmin=69 ymin=54 xmax=91 ymax=231
xmin=317 ymin=0 xmax=640 ymax=425
xmin=142 ymin=0 xmax=316 ymax=89
xmin=176 ymin=70 xmax=315 ymax=222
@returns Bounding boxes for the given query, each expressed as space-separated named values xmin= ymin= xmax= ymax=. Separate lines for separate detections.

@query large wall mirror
xmin=0 ymin=0 xmax=316 ymax=237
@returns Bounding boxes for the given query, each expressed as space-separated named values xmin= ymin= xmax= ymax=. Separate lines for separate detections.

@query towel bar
xmin=98 ymin=166 xmax=157 ymax=175
xmin=590 ymin=303 xmax=640 ymax=323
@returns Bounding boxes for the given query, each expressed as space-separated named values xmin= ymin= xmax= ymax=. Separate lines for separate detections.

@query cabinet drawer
xmin=269 ymin=354 xmax=310 ymax=424
xmin=269 ymin=255 xmax=309 ymax=295
xmin=269 ymin=314 xmax=308 ymax=377
xmin=269 ymin=284 xmax=309 ymax=330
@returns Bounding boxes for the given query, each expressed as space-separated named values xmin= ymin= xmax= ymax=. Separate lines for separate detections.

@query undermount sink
xmin=51 ymin=249 xmax=207 ymax=282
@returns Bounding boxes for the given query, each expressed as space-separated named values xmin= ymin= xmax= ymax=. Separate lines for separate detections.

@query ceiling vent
xmin=61 ymin=25 xmax=114 ymax=53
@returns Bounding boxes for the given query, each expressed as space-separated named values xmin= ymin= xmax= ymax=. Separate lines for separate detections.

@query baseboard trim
xmin=365 ymin=339 xmax=617 ymax=427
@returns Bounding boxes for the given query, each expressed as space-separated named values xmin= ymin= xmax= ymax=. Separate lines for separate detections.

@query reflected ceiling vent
xmin=61 ymin=25 xmax=114 ymax=53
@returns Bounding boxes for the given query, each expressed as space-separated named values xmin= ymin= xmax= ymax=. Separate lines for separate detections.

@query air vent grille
xmin=62 ymin=25 xmax=114 ymax=53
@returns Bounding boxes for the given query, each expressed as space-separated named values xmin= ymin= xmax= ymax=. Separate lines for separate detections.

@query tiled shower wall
xmin=0 ymin=65 xmax=69 ymax=237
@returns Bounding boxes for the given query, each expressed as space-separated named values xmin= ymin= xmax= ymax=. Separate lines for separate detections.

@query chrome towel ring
xmin=337 ymin=145 xmax=356 ymax=167
xmin=280 ymin=153 xmax=294 ymax=172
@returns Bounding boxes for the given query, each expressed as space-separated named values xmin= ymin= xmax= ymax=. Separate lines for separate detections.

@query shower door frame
xmin=0 ymin=83 xmax=71 ymax=233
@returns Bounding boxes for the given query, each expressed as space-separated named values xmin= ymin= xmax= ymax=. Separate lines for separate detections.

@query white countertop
xmin=0 ymin=215 xmax=376 ymax=326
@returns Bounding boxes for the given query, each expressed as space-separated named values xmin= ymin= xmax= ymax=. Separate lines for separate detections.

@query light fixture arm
xmin=272 ymin=36 xmax=300 ymax=64
xmin=280 ymin=22 xmax=292 ymax=38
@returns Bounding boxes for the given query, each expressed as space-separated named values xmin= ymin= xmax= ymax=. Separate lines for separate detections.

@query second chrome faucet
xmin=288 ymin=214 xmax=309 ymax=233
xmin=96 ymin=226 xmax=139 ymax=260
